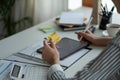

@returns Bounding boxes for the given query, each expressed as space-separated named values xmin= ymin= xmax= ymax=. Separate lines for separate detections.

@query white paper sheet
xmin=0 ymin=59 xmax=48 ymax=80
xmin=23 ymin=65 xmax=48 ymax=80
xmin=19 ymin=41 xmax=43 ymax=59
xmin=59 ymin=12 xmax=84 ymax=25
xmin=0 ymin=60 xmax=13 ymax=80
xmin=6 ymin=55 xmax=47 ymax=66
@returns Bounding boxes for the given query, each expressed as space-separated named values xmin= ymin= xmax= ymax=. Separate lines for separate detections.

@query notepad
xmin=59 ymin=12 xmax=84 ymax=25
xmin=46 ymin=32 xmax=61 ymax=43
xmin=39 ymin=25 xmax=55 ymax=33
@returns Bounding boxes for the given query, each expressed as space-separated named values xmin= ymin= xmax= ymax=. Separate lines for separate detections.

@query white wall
xmin=102 ymin=0 xmax=117 ymax=13
xmin=68 ymin=0 xmax=117 ymax=13
xmin=68 ymin=0 xmax=82 ymax=10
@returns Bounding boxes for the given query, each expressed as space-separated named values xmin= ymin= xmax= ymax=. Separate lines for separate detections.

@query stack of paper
xmin=59 ymin=12 xmax=84 ymax=25
xmin=55 ymin=12 xmax=87 ymax=31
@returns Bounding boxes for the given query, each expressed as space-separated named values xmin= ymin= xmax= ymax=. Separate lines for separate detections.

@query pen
xmin=101 ymin=4 xmax=106 ymax=16
xmin=79 ymin=17 xmax=93 ymax=41
xmin=105 ymin=3 xmax=108 ymax=15
xmin=101 ymin=3 xmax=104 ymax=11
xmin=75 ymin=26 xmax=95 ymax=34
xmin=110 ymin=6 xmax=115 ymax=12
xmin=108 ymin=6 xmax=115 ymax=17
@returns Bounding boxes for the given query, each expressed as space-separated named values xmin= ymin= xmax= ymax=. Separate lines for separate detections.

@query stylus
xmin=79 ymin=17 xmax=93 ymax=41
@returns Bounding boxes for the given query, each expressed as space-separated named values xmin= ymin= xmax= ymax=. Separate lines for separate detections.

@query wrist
xmin=94 ymin=37 xmax=111 ymax=46
xmin=48 ymin=64 xmax=63 ymax=78
xmin=47 ymin=57 xmax=60 ymax=65
xmin=50 ymin=59 xmax=60 ymax=65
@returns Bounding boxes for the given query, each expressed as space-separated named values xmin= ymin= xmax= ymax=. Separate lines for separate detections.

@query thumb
xmin=49 ymin=39 xmax=56 ymax=48
xmin=43 ymin=39 xmax=50 ymax=48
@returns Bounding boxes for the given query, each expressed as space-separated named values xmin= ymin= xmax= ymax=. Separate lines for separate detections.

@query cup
xmin=106 ymin=24 xmax=120 ymax=37
xmin=99 ymin=15 xmax=112 ymax=30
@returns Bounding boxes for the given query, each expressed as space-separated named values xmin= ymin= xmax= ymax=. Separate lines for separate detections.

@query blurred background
xmin=0 ymin=0 xmax=116 ymax=40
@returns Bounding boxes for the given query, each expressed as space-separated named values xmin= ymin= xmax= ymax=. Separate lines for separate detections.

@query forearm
xmin=94 ymin=37 xmax=112 ymax=46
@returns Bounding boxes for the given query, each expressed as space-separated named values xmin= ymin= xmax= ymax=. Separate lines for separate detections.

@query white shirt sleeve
xmin=48 ymin=64 xmax=64 ymax=77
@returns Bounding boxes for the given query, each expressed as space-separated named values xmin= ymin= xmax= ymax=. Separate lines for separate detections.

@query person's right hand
xmin=77 ymin=30 xmax=111 ymax=46
xmin=77 ymin=30 xmax=98 ymax=45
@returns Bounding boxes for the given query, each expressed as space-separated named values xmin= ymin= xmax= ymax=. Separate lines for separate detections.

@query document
xmin=6 ymin=54 xmax=49 ymax=67
xmin=0 ymin=60 xmax=13 ymax=80
xmin=2 ymin=57 xmax=49 ymax=80
xmin=59 ymin=12 xmax=84 ymax=25
xmin=22 ymin=65 xmax=48 ymax=80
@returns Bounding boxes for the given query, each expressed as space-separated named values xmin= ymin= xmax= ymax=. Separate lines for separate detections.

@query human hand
xmin=77 ymin=30 xmax=111 ymax=46
xmin=42 ymin=39 xmax=60 ymax=65
xmin=77 ymin=30 xmax=101 ymax=46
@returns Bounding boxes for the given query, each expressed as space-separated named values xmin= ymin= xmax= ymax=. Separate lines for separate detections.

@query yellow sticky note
xmin=39 ymin=26 xmax=52 ymax=30
xmin=46 ymin=32 xmax=61 ymax=43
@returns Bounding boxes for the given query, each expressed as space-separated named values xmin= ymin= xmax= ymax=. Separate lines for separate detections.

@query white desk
xmin=0 ymin=7 xmax=120 ymax=78
xmin=0 ymin=7 xmax=92 ymax=59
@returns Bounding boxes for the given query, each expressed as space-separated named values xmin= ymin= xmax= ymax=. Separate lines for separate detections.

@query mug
xmin=99 ymin=15 xmax=112 ymax=30
xmin=106 ymin=24 xmax=120 ymax=37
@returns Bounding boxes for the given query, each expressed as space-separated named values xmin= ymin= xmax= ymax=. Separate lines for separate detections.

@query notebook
xmin=59 ymin=12 xmax=84 ymax=25
xmin=37 ymin=37 xmax=88 ymax=60
xmin=55 ymin=18 xmax=87 ymax=31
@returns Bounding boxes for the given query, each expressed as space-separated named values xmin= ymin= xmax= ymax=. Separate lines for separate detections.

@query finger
xmin=85 ymin=30 xmax=92 ymax=34
xmin=77 ymin=35 xmax=81 ymax=40
xmin=42 ymin=48 xmax=47 ymax=60
xmin=43 ymin=39 xmax=49 ymax=46
xmin=43 ymin=40 xmax=51 ymax=49
xmin=49 ymin=39 xmax=56 ymax=48
xmin=77 ymin=32 xmax=85 ymax=40
xmin=80 ymin=30 xmax=91 ymax=35
xmin=78 ymin=31 xmax=90 ymax=41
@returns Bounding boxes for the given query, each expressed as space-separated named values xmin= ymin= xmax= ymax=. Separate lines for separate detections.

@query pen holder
xmin=99 ymin=14 xmax=112 ymax=30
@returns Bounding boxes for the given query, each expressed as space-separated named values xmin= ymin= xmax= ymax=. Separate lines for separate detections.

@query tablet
xmin=37 ymin=37 xmax=88 ymax=60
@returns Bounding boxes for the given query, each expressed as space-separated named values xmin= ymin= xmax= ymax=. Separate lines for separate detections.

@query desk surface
xmin=0 ymin=7 xmax=120 ymax=78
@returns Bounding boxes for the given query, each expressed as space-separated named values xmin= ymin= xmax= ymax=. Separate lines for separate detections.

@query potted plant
xmin=0 ymin=0 xmax=32 ymax=37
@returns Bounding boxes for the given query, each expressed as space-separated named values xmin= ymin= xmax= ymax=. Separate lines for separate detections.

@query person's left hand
xmin=42 ymin=39 xmax=60 ymax=65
